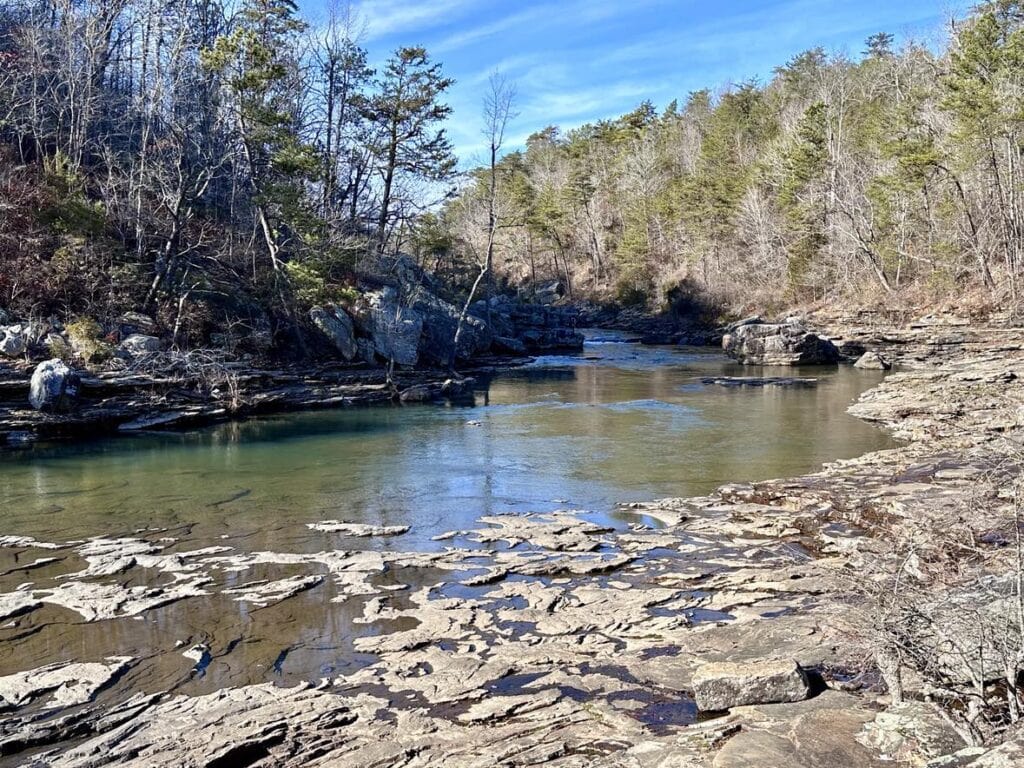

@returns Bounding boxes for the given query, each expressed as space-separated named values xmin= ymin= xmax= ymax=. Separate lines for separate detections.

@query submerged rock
xmin=722 ymin=320 xmax=839 ymax=366
xmin=702 ymin=376 xmax=818 ymax=388
xmin=28 ymin=359 xmax=81 ymax=413
xmin=692 ymin=659 xmax=810 ymax=711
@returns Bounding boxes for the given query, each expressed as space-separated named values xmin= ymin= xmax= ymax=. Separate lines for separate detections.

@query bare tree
xmin=450 ymin=72 xmax=516 ymax=372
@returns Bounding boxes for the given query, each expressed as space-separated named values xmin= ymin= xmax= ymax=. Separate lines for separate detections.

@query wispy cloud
xmin=349 ymin=0 xmax=976 ymax=164
xmin=355 ymin=0 xmax=477 ymax=40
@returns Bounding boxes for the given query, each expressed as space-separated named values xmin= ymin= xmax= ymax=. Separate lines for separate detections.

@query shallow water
xmin=0 ymin=332 xmax=894 ymax=698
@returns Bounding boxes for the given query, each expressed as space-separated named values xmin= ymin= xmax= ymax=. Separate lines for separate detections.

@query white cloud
xmin=355 ymin=0 xmax=478 ymax=40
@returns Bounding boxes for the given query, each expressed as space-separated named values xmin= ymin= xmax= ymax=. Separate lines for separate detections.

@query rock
xmin=713 ymin=702 xmax=882 ymax=768
xmin=408 ymin=285 xmax=493 ymax=366
xmin=362 ymin=287 xmax=423 ymax=367
xmin=722 ymin=322 xmax=840 ymax=366
xmin=859 ymin=701 xmax=964 ymax=762
xmin=854 ymin=351 xmax=892 ymax=370
xmin=0 ymin=657 xmax=132 ymax=710
xmin=306 ymin=521 xmax=409 ymax=536
xmin=0 ymin=590 xmax=42 ymax=621
xmin=28 ymin=359 xmax=81 ymax=413
xmin=492 ymin=335 xmax=528 ymax=355
xmin=118 ymin=312 xmax=158 ymax=334
xmin=692 ymin=659 xmax=810 ymax=711
xmin=519 ymin=326 xmax=585 ymax=352
xmin=399 ymin=383 xmax=442 ymax=403
xmin=223 ymin=575 xmax=324 ymax=608
xmin=702 ymin=376 xmax=818 ymax=388
xmin=118 ymin=334 xmax=162 ymax=356
xmin=927 ymin=731 xmax=1024 ymax=766
xmin=358 ymin=254 xmax=492 ymax=366
xmin=309 ymin=305 xmax=357 ymax=360
xmin=534 ymin=280 xmax=564 ymax=305
xmin=0 ymin=326 xmax=26 ymax=358
xmin=838 ymin=340 xmax=868 ymax=359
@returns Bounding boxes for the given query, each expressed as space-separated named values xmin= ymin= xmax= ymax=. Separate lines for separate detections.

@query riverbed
xmin=0 ymin=332 xmax=891 ymax=719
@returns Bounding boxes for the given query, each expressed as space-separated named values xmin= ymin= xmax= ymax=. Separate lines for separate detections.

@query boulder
xmin=722 ymin=321 xmax=839 ymax=366
xmin=837 ymin=340 xmax=868 ymax=359
xmin=858 ymin=701 xmax=964 ymax=762
xmin=0 ymin=326 xmax=26 ymax=358
xmin=469 ymin=296 xmax=516 ymax=338
xmin=118 ymin=312 xmax=158 ymax=334
xmin=119 ymin=334 xmax=162 ymax=356
xmin=534 ymin=280 xmax=564 ymax=305
xmin=692 ymin=659 xmax=810 ymax=711
xmin=357 ymin=288 xmax=423 ymax=367
xmin=28 ymin=359 xmax=82 ymax=413
xmin=519 ymin=326 xmax=585 ymax=352
xmin=399 ymin=383 xmax=442 ymax=403
xmin=407 ymin=285 xmax=493 ymax=366
xmin=399 ymin=378 xmax=474 ymax=404
xmin=854 ymin=351 xmax=892 ymax=370
xmin=310 ymin=305 xmax=357 ymax=361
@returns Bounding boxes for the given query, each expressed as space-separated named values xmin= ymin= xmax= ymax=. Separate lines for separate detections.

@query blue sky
xmin=319 ymin=0 xmax=974 ymax=166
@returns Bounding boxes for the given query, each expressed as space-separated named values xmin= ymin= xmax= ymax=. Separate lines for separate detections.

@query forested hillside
xmin=443 ymin=2 xmax=1024 ymax=315
xmin=0 ymin=0 xmax=456 ymax=351
xmin=1 ymin=0 xmax=1023 ymax=358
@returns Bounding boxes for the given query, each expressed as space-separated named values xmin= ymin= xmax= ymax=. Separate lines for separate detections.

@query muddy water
xmin=0 ymin=333 xmax=893 ymax=700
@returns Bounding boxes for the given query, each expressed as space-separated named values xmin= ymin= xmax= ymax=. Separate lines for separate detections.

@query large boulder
xmin=692 ymin=659 xmax=811 ymax=711
xmin=29 ymin=359 xmax=82 ymax=413
xmin=407 ymin=285 xmax=492 ymax=367
xmin=309 ymin=305 xmax=357 ymax=361
xmin=355 ymin=287 xmax=423 ymax=367
xmin=359 ymin=255 xmax=493 ymax=366
xmin=0 ymin=326 xmax=26 ymax=358
xmin=722 ymin=320 xmax=839 ymax=366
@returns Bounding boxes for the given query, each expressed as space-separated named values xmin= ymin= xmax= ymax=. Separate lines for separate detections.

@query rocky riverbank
xmin=1 ymin=313 xmax=1022 ymax=767
xmin=0 ymin=257 xmax=597 ymax=447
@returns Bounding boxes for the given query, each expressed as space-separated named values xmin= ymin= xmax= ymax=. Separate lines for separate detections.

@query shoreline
xmin=1 ymin=314 xmax=1022 ymax=766
xmin=0 ymin=353 xmax=537 ymax=448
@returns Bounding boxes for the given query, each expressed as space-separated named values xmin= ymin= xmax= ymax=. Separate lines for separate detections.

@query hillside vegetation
xmin=1 ymin=0 xmax=1023 ymax=359
xmin=443 ymin=2 xmax=1024 ymax=317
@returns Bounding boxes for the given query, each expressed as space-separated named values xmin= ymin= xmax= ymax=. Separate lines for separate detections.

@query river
xmin=0 ymin=332 xmax=892 ymax=706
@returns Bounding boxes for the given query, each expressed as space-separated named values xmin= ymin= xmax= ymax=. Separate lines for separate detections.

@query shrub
xmin=65 ymin=317 xmax=113 ymax=363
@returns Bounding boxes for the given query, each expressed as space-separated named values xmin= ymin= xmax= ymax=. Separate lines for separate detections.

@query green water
xmin=0 ymin=332 xmax=894 ymax=698
xmin=0 ymin=333 xmax=891 ymax=551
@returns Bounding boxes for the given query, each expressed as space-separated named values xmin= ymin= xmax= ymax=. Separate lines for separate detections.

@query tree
xmin=360 ymin=46 xmax=456 ymax=250
xmin=203 ymin=0 xmax=318 ymax=273
xmin=450 ymin=71 xmax=516 ymax=371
